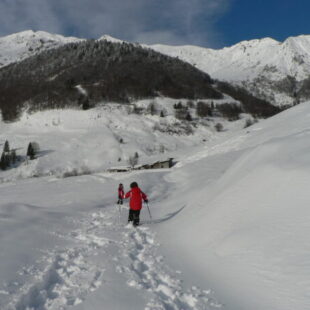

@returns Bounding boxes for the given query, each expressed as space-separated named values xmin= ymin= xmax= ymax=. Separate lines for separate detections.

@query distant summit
xmin=0 ymin=30 xmax=82 ymax=68
xmin=150 ymin=35 xmax=310 ymax=107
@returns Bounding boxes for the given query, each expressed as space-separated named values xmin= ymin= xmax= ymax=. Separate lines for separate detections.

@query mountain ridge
xmin=0 ymin=30 xmax=82 ymax=68
xmin=2 ymin=30 xmax=310 ymax=107
xmin=0 ymin=38 xmax=224 ymax=121
xmin=149 ymin=34 xmax=310 ymax=106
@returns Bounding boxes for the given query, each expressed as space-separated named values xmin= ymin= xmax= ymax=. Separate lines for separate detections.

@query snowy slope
xmin=157 ymin=101 xmax=310 ymax=310
xmin=0 ymin=30 xmax=81 ymax=68
xmin=150 ymin=36 xmax=310 ymax=82
xmin=0 ymin=99 xmax=242 ymax=310
xmin=150 ymin=35 xmax=310 ymax=106
xmin=0 ymin=98 xmax=242 ymax=183
xmin=1 ymin=101 xmax=310 ymax=309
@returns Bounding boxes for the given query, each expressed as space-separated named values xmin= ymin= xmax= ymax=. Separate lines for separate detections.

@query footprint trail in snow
xmin=118 ymin=225 xmax=221 ymax=310
xmin=2 ymin=210 xmax=111 ymax=310
xmin=2 ymin=205 xmax=221 ymax=310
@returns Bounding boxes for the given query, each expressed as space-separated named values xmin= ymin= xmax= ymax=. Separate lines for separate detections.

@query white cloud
xmin=0 ymin=0 xmax=230 ymax=47
xmin=134 ymin=31 xmax=187 ymax=46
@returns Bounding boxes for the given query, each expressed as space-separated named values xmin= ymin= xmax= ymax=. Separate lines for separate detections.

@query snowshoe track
xmin=118 ymin=225 xmax=221 ymax=310
xmin=3 ymin=206 xmax=221 ymax=310
xmin=4 ymin=210 xmax=110 ymax=310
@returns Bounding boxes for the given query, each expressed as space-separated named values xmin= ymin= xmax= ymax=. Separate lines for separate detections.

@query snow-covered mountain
xmin=0 ymin=31 xmax=122 ymax=69
xmin=2 ymin=30 xmax=310 ymax=107
xmin=0 ymin=30 xmax=81 ymax=68
xmin=149 ymin=35 xmax=310 ymax=106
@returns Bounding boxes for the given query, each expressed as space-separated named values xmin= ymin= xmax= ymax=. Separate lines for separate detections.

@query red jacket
xmin=118 ymin=186 xmax=124 ymax=199
xmin=125 ymin=187 xmax=147 ymax=210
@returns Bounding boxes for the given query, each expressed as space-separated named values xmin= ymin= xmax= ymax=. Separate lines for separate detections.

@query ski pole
xmin=146 ymin=202 xmax=152 ymax=220
xmin=117 ymin=201 xmax=121 ymax=224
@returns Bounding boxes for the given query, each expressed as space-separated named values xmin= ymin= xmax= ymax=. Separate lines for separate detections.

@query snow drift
xmin=159 ymin=101 xmax=310 ymax=310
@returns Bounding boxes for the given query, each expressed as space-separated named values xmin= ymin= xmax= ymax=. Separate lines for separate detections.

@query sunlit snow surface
xmin=0 ymin=30 xmax=81 ymax=68
xmin=1 ymin=102 xmax=310 ymax=309
xmin=150 ymin=36 xmax=310 ymax=106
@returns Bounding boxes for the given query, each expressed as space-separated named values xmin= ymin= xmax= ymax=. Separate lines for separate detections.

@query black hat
xmin=130 ymin=182 xmax=138 ymax=188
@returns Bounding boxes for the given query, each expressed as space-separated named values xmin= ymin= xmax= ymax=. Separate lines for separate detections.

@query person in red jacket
xmin=118 ymin=183 xmax=124 ymax=205
xmin=124 ymin=182 xmax=148 ymax=226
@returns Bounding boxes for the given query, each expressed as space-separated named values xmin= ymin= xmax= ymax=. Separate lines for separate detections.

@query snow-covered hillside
xmin=1 ymin=99 xmax=310 ymax=309
xmin=0 ymin=30 xmax=81 ymax=68
xmin=160 ymin=101 xmax=310 ymax=310
xmin=150 ymin=36 xmax=310 ymax=106
xmin=0 ymin=98 xmax=242 ymax=182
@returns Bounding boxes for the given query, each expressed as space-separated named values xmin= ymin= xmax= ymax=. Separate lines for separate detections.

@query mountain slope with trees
xmin=0 ymin=39 xmax=224 ymax=121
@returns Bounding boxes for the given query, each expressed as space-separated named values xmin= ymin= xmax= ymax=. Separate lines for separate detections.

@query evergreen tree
xmin=176 ymin=102 xmax=183 ymax=109
xmin=160 ymin=110 xmax=165 ymax=117
xmin=196 ymin=101 xmax=210 ymax=117
xmin=0 ymin=152 xmax=6 ymax=170
xmin=27 ymin=143 xmax=35 ymax=160
xmin=215 ymin=123 xmax=224 ymax=132
xmin=11 ymin=150 xmax=17 ymax=164
xmin=0 ymin=151 xmax=10 ymax=170
xmin=186 ymin=112 xmax=192 ymax=121
xmin=175 ymin=108 xmax=187 ymax=120
xmin=147 ymin=102 xmax=157 ymax=115
xmin=3 ymin=140 xmax=9 ymax=153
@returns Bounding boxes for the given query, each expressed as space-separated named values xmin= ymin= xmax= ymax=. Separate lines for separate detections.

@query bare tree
xmin=215 ymin=123 xmax=224 ymax=132
xmin=128 ymin=154 xmax=138 ymax=168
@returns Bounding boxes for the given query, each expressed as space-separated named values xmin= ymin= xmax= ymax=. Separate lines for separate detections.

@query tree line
xmin=0 ymin=140 xmax=38 ymax=170
xmin=0 ymin=39 xmax=222 ymax=121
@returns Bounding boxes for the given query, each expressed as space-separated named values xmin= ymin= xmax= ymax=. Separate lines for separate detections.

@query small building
xmin=132 ymin=164 xmax=144 ymax=170
xmin=107 ymin=166 xmax=130 ymax=173
xmin=150 ymin=158 xmax=174 ymax=169
xmin=107 ymin=158 xmax=175 ymax=173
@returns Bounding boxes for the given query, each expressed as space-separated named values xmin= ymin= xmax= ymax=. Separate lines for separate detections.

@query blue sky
xmin=218 ymin=0 xmax=309 ymax=47
xmin=0 ymin=0 xmax=308 ymax=48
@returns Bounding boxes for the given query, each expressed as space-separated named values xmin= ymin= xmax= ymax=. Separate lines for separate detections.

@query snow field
xmin=1 ymin=186 xmax=220 ymax=310
xmin=156 ymin=102 xmax=310 ymax=310
xmin=0 ymin=99 xmax=243 ymax=183
xmin=2 ymin=101 xmax=310 ymax=309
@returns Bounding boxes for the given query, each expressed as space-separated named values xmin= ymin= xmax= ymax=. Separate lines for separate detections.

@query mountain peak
xmin=98 ymin=34 xmax=124 ymax=43
xmin=0 ymin=30 xmax=81 ymax=68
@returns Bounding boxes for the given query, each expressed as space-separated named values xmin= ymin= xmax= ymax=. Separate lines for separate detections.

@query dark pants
xmin=117 ymin=198 xmax=123 ymax=205
xmin=128 ymin=209 xmax=140 ymax=226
